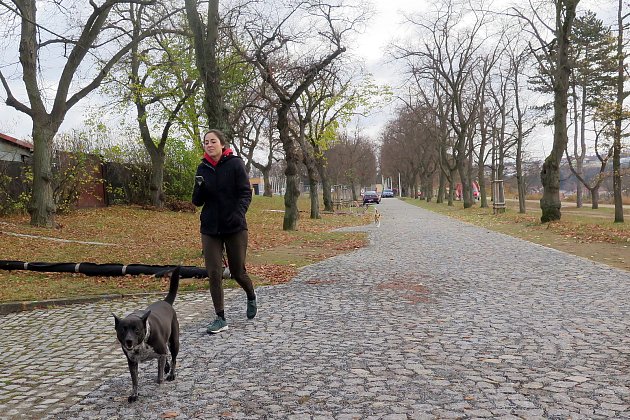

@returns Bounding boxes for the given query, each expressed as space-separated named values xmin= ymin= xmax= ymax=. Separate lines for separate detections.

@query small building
xmin=250 ymin=176 xmax=264 ymax=195
xmin=0 ymin=133 xmax=33 ymax=162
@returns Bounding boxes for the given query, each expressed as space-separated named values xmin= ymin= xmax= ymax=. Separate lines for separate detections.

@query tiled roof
xmin=0 ymin=133 xmax=33 ymax=151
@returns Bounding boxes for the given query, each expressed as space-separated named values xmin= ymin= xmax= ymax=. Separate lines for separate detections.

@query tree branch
xmin=0 ymin=69 xmax=33 ymax=116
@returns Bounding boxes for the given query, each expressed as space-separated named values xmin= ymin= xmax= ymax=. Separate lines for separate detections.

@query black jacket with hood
xmin=192 ymin=153 xmax=252 ymax=236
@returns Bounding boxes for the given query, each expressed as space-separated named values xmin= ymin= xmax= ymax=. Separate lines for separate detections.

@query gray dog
xmin=113 ymin=266 xmax=180 ymax=402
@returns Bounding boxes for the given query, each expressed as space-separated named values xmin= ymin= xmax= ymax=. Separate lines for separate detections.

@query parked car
xmin=382 ymin=189 xmax=394 ymax=198
xmin=362 ymin=190 xmax=380 ymax=205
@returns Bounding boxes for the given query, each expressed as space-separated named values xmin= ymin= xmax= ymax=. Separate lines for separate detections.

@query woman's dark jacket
xmin=192 ymin=154 xmax=252 ymax=236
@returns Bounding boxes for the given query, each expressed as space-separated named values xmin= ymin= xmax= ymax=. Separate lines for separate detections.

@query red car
xmin=362 ymin=191 xmax=380 ymax=205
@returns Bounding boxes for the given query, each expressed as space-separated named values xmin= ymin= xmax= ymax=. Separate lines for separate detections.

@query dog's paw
xmin=166 ymin=374 xmax=176 ymax=381
xmin=128 ymin=395 xmax=138 ymax=403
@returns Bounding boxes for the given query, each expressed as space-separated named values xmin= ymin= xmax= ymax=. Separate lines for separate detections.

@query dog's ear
xmin=141 ymin=310 xmax=151 ymax=325
xmin=113 ymin=313 xmax=121 ymax=328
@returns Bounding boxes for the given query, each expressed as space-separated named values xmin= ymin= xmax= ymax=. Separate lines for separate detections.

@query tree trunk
xmin=457 ymin=141 xmax=472 ymax=209
xmin=278 ymin=107 xmax=300 ymax=231
xmin=351 ymin=183 xmax=359 ymax=202
xmin=185 ymin=0 xmax=229 ymax=135
xmin=20 ymin=2 xmax=57 ymax=227
xmin=133 ymin=46 xmax=165 ymax=207
xmin=572 ymin=84 xmax=583 ymax=208
xmin=516 ymin=133 xmax=526 ymax=214
xmin=478 ymin=142 xmax=487 ymax=208
xmin=262 ymin=168 xmax=273 ymax=197
xmin=478 ymin=90 xmax=488 ymax=208
xmin=540 ymin=152 xmax=562 ymax=222
xmin=467 ymin=134 xmax=475 ymax=205
xmin=448 ymin=172 xmax=456 ymax=206
xmin=540 ymin=0 xmax=577 ymax=223
xmin=437 ymin=165 xmax=446 ymax=204
xmin=425 ymin=173 xmax=434 ymax=202
xmin=316 ymin=158 xmax=333 ymax=212
xmin=30 ymin=121 xmax=57 ymax=227
xmin=577 ymin=81 xmax=588 ymax=208
xmin=303 ymin=151 xmax=320 ymax=219
xmin=309 ymin=179 xmax=320 ymax=219
xmin=283 ymin=168 xmax=300 ymax=231
xmin=297 ymin=125 xmax=320 ymax=219
xmin=613 ymin=0 xmax=624 ymax=223
xmin=148 ymin=149 xmax=165 ymax=207
xmin=515 ymin=69 xmax=526 ymax=214
xmin=591 ymin=185 xmax=599 ymax=209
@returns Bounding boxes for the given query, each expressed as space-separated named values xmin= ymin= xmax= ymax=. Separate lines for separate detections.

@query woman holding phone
xmin=192 ymin=129 xmax=257 ymax=334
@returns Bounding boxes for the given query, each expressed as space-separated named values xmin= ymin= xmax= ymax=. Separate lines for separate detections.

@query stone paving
xmin=2 ymin=198 xmax=630 ymax=419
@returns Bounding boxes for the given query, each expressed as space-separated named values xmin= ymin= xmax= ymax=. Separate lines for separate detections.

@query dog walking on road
xmin=113 ymin=266 xmax=181 ymax=402
xmin=374 ymin=208 xmax=381 ymax=227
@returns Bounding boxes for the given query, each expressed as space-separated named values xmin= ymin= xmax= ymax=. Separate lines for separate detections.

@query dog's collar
xmin=143 ymin=322 xmax=151 ymax=344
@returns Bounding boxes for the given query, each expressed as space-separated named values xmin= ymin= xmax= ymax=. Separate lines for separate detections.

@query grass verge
xmin=0 ymin=196 xmax=372 ymax=303
xmin=403 ymin=198 xmax=629 ymax=272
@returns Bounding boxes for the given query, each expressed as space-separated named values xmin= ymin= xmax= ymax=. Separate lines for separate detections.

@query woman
xmin=192 ymin=129 xmax=257 ymax=334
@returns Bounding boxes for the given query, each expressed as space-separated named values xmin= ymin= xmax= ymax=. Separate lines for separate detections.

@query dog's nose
xmin=125 ymin=340 xmax=133 ymax=348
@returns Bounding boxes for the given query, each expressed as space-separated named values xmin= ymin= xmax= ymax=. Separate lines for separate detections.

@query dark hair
xmin=203 ymin=129 xmax=228 ymax=146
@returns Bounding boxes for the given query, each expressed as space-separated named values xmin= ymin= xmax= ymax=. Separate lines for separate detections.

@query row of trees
xmin=2 ymin=0 xmax=627 ymax=230
xmin=0 ymin=0 xmax=384 ymax=230
xmin=381 ymin=0 xmax=628 ymax=223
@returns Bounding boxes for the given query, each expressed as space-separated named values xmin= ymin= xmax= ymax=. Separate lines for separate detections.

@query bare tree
xmin=611 ymin=0 xmax=627 ymax=222
xmin=511 ymin=0 xmax=580 ymax=222
xmin=293 ymin=92 xmax=324 ymax=219
xmin=231 ymin=0 xmax=365 ymax=230
xmin=395 ymin=0 xmax=497 ymax=208
xmin=380 ymin=105 xmax=438 ymax=199
xmin=509 ymin=49 xmax=536 ymax=213
xmin=566 ymin=119 xmax=613 ymax=208
xmin=304 ymin=66 xmax=378 ymax=212
xmin=325 ymin=129 xmax=376 ymax=199
xmin=233 ymin=101 xmax=284 ymax=197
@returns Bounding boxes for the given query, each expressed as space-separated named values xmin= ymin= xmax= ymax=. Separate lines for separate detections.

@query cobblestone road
xmin=2 ymin=199 xmax=630 ymax=419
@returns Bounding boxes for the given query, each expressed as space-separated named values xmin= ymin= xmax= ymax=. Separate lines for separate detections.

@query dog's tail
xmin=164 ymin=266 xmax=180 ymax=305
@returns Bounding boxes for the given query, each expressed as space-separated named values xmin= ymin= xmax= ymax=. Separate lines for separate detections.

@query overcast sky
xmin=0 ymin=0 xmax=619 ymax=161
xmin=0 ymin=0 xmax=424 ymax=138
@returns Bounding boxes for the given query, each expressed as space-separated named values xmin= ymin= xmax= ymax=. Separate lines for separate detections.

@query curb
xmin=0 ymin=292 xmax=165 ymax=315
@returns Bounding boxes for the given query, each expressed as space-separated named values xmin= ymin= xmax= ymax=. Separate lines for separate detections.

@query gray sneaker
xmin=207 ymin=317 xmax=228 ymax=334
xmin=247 ymin=295 xmax=257 ymax=319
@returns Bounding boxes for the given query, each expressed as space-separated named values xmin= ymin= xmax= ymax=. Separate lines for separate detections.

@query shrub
xmin=0 ymin=162 xmax=31 ymax=216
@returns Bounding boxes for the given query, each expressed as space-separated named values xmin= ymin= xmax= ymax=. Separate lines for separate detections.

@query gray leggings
xmin=201 ymin=231 xmax=255 ymax=314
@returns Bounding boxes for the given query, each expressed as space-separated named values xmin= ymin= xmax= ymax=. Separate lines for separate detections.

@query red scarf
xmin=204 ymin=148 xmax=233 ymax=167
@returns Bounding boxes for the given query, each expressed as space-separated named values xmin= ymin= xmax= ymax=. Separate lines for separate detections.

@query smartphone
xmin=195 ymin=176 xmax=204 ymax=185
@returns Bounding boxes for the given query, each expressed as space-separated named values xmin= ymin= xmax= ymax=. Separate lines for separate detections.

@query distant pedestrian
xmin=192 ymin=129 xmax=257 ymax=334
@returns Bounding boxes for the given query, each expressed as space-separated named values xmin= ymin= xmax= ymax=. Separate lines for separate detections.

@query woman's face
xmin=203 ymin=132 xmax=223 ymax=161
